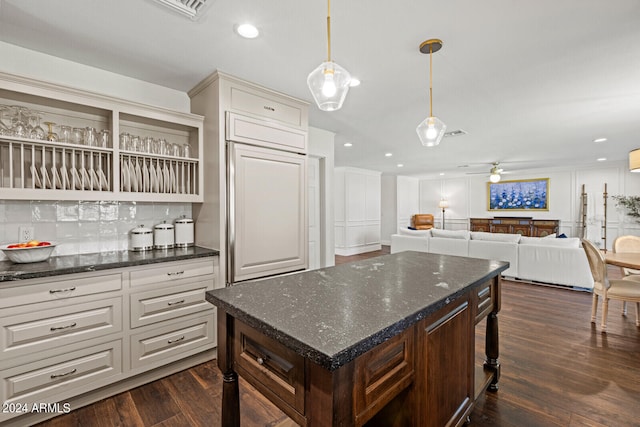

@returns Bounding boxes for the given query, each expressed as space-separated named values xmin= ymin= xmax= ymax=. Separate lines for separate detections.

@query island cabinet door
xmin=416 ymin=296 xmax=474 ymax=427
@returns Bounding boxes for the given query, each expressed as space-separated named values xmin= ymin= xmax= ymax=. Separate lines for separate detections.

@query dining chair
xmin=581 ymin=239 xmax=640 ymax=331
xmin=612 ymin=235 xmax=640 ymax=314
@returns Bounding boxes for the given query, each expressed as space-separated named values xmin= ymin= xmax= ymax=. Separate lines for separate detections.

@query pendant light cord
xmin=326 ymin=0 xmax=332 ymax=62
xmin=429 ymin=44 xmax=433 ymax=117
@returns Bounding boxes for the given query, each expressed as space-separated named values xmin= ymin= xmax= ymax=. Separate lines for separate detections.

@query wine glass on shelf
xmin=43 ymin=121 xmax=59 ymax=142
xmin=10 ymin=106 xmax=29 ymax=138
xmin=29 ymin=111 xmax=46 ymax=140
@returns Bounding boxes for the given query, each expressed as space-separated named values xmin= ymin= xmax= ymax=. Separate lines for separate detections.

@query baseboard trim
xmin=335 ymin=244 xmax=382 ymax=256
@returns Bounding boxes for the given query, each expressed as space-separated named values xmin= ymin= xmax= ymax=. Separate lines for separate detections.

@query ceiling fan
xmin=463 ymin=162 xmax=509 ymax=182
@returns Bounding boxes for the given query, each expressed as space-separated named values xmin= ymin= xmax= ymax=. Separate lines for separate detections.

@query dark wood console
xmin=470 ymin=217 xmax=559 ymax=237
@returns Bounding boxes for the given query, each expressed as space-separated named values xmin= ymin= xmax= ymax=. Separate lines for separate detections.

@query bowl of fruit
xmin=0 ymin=240 xmax=56 ymax=263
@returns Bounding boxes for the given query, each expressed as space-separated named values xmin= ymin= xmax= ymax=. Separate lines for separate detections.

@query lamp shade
xmin=438 ymin=199 xmax=449 ymax=209
xmin=416 ymin=116 xmax=446 ymax=147
xmin=630 ymin=149 xmax=640 ymax=172
xmin=307 ymin=61 xmax=351 ymax=112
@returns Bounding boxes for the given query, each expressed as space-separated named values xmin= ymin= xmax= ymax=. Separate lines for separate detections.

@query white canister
xmin=175 ymin=216 xmax=194 ymax=247
xmin=130 ymin=225 xmax=153 ymax=251
xmin=154 ymin=221 xmax=175 ymax=249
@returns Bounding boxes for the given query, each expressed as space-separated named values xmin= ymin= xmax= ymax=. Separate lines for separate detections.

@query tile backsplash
xmin=0 ymin=200 xmax=191 ymax=260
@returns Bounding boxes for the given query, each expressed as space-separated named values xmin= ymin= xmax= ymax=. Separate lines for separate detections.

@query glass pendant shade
xmin=416 ymin=116 xmax=446 ymax=147
xmin=490 ymin=172 xmax=501 ymax=183
xmin=307 ymin=61 xmax=351 ymax=112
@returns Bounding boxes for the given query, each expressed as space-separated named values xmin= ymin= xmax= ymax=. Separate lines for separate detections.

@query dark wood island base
xmin=208 ymin=252 xmax=506 ymax=427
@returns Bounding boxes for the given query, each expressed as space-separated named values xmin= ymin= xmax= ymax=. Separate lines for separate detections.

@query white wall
xmin=335 ymin=167 xmax=382 ymax=256
xmin=0 ymin=41 xmax=189 ymax=112
xmin=308 ymin=126 xmax=335 ymax=267
xmin=387 ymin=161 xmax=640 ymax=250
xmin=381 ymin=175 xmax=396 ymax=245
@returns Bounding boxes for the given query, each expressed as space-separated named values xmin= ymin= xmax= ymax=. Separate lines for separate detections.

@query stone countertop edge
xmin=0 ymin=246 xmax=219 ymax=282
xmin=207 ymin=252 xmax=508 ymax=371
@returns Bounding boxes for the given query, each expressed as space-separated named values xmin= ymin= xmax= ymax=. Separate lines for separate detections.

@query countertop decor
xmin=0 ymin=246 xmax=219 ymax=282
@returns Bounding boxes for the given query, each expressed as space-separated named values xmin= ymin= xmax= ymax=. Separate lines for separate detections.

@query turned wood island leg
xmin=484 ymin=279 xmax=501 ymax=391
xmin=217 ymin=310 xmax=240 ymax=427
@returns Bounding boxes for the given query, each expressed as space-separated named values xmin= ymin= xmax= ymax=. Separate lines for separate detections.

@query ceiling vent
xmin=151 ymin=0 xmax=213 ymax=20
xmin=444 ymin=129 xmax=467 ymax=138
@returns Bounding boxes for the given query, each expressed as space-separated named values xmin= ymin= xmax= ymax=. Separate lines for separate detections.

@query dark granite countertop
xmin=206 ymin=251 xmax=508 ymax=371
xmin=0 ymin=246 xmax=219 ymax=282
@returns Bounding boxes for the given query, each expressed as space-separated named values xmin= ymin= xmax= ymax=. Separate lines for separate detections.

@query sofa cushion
xmin=470 ymin=231 xmax=521 ymax=243
xmin=398 ymin=228 xmax=431 ymax=237
xmin=430 ymin=229 xmax=470 ymax=240
xmin=519 ymin=236 xmax=580 ymax=248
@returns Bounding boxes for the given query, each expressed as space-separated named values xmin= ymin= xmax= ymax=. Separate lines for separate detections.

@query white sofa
xmin=391 ymin=229 xmax=594 ymax=289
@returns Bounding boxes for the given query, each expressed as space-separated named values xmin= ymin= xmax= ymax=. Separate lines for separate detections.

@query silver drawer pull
xmin=50 ymin=322 xmax=77 ymax=331
xmin=257 ymin=355 xmax=269 ymax=365
xmin=167 ymin=299 xmax=185 ymax=306
xmin=51 ymin=368 xmax=77 ymax=379
xmin=49 ymin=287 xmax=77 ymax=294
xmin=167 ymin=271 xmax=185 ymax=277
xmin=168 ymin=336 xmax=185 ymax=344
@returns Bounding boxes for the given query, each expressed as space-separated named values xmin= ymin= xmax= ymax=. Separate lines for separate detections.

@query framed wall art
xmin=487 ymin=178 xmax=549 ymax=211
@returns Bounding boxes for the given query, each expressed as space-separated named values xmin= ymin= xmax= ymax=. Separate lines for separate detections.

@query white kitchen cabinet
xmin=334 ymin=167 xmax=382 ymax=256
xmin=189 ymin=71 xmax=309 ymax=286
xmin=0 ymin=71 xmax=203 ymax=202
xmin=0 ymin=255 xmax=218 ymax=426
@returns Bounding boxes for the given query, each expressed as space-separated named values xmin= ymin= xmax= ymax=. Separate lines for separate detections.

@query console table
xmin=206 ymin=252 xmax=508 ymax=426
xmin=470 ymin=217 xmax=559 ymax=237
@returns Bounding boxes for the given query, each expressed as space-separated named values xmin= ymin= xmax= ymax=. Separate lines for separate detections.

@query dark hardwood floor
xmin=36 ymin=247 xmax=640 ymax=427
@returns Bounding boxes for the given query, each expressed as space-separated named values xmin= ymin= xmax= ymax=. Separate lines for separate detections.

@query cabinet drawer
xmin=476 ymin=281 xmax=493 ymax=323
xmin=354 ymin=326 xmax=415 ymax=425
xmin=226 ymin=112 xmax=307 ymax=153
xmin=130 ymin=314 xmax=214 ymax=369
xmin=1 ymin=297 xmax=122 ymax=360
xmin=0 ymin=272 xmax=122 ymax=309
xmin=234 ymin=320 xmax=305 ymax=414
xmin=229 ymin=85 xmax=305 ymax=128
xmin=0 ymin=340 xmax=122 ymax=420
xmin=129 ymin=258 xmax=214 ymax=288
xmin=130 ymin=279 xmax=213 ymax=328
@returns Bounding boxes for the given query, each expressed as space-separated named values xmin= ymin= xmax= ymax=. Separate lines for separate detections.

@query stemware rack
xmin=0 ymin=72 xmax=203 ymax=202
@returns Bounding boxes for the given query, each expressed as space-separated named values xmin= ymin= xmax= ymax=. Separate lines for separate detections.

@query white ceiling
xmin=1 ymin=0 xmax=639 ymax=178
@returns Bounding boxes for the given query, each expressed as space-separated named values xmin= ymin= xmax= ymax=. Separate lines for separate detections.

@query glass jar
xmin=84 ymin=127 xmax=97 ymax=147
xmin=99 ymin=129 xmax=110 ymax=148
xmin=59 ymin=125 xmax=72 ymax=143
xmin=72 ymin=127 xmax=84 ymax=145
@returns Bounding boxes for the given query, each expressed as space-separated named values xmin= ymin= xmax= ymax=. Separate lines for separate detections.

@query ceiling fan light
xmin=307 ymin=61 xmax=351 ymax=111
xmin=490 ymin=173 xmax=502 ymax=183
xmin=416 ymin=116 xmax=446 ymax=147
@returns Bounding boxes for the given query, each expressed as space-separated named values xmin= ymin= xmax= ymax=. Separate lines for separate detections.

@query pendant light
xmin=416 ymin=39 xmax=446 ymax=147
xmin=307 ymin=0 xmax=351 ymax=111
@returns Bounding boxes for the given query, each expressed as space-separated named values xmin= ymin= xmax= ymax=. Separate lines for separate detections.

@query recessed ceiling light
xmin=397 ymin=164 xmax=404 ymax=168
xmin=236 ymin=23 xmax=259 ymax=39
xmin=385 ymin=153 xmax=392 ymax=157
xmin=349 ymin=77 xmax=361 ymax=87
xmin=593 ymin=137 xmax=607 ymax=143
xmin=439 ymin=172 xmax=445 ymax=176
xmin=597 ymin=157 xmax=607 ymax=162
xmin=343 ymin=142 xmax=352 ymax=147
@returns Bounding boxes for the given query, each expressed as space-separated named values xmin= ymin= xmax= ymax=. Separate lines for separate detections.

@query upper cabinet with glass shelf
xmin=0 ymin=72 xmax=203 ymax=202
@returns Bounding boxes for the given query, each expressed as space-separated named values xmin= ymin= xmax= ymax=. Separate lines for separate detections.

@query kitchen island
xmin=206 ymin=251 xmax=508 ymax=426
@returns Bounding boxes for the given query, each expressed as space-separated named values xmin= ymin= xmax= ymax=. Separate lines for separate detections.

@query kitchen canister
xmin=130 ymin=225 xmax=153 ymax=251
xmin=153 ymin=221 xmax=175 ymax=249
xmin=174 ymin=215 xmax=194 ymax=247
